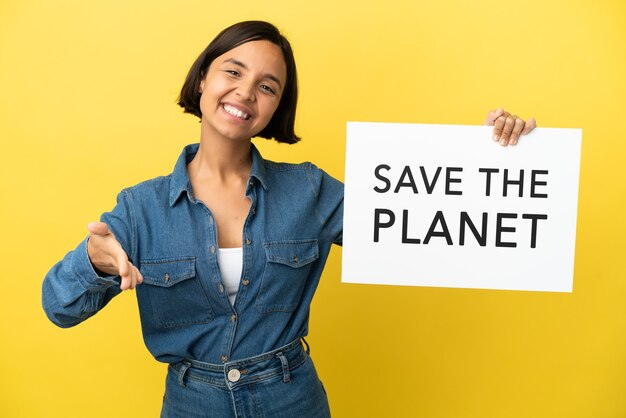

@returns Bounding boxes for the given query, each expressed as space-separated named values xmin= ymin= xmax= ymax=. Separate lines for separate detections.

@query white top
xmin=216 ymin=247 xmax=243 ymax=306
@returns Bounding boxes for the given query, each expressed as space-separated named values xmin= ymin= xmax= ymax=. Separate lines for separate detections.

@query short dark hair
xmin=178 ymin=21 xmax=300 ymax=144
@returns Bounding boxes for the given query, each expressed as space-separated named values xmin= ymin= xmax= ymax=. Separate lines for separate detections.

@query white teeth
xmin=223 ymin=104 xmax=249 ymax=120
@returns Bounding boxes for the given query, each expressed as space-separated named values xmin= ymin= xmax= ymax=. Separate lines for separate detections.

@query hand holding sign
xmin=485 ymin=108 xmax=537 ymax=146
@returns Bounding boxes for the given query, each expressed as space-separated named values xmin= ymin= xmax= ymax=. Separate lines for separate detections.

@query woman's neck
xmin=188 ymin=129 xmax=253 ymax=184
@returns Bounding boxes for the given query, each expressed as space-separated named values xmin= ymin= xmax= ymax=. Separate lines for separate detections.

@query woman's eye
xmin=260 ymin=85 xmax=276 ymax=95
xmin=225 ymin=70 xmax=239 ymax=76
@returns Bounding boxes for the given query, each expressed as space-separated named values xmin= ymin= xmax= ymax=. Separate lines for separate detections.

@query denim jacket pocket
xmin=256 ymin=239 xmax=319 ymax=313
xmin=139 ymin=257 xmax=214 ymax=328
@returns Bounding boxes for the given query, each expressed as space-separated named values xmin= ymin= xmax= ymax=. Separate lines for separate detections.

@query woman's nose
xmin=236 ymin=80 xmax=256 ymax=102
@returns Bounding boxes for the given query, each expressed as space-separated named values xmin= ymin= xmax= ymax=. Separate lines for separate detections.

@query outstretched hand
xmin=485 ymin=108 xmax=536 ymax=146
xmin=87 ymin=222 xmax=143 ymax=290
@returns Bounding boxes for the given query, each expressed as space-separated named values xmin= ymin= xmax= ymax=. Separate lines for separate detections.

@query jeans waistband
xmin=170 ymin=338 xmax=309 ymax=390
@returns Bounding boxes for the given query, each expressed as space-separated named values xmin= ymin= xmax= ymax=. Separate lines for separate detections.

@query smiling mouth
xmin=222 ymin=104 xmax=251 ymax=120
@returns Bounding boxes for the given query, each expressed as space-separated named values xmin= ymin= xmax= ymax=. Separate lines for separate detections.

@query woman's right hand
xmin=87 ymin=222 xmax=143 ymax=290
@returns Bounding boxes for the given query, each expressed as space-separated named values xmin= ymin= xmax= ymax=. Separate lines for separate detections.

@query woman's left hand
xmin=485 ymin=108 xmax=537 ymax=146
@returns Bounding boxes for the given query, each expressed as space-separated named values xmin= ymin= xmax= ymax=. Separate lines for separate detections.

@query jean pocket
xmin=139 ymin=257 xmax=214 ymax=328
xmin=255 ymin=239 xmax=319 ymax=313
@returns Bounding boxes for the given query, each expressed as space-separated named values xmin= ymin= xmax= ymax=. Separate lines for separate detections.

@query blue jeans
xmin=161 ymin=339 xmax=331 ymax=417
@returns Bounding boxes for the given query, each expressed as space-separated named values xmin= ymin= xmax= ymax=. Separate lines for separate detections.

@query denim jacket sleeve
xmin=307 ymin=165 xmax=344 ymax=246
xmin=42 ymin=190 xmax=137 ymax=328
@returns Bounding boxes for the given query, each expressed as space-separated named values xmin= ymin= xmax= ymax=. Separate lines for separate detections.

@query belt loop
xmin=178 ymin=361 xmax=191 ymax=387
xmin=276 ymin=352 xmax=291 ymax=383
xmin=301 ymin=337 xmax=310 ymax=354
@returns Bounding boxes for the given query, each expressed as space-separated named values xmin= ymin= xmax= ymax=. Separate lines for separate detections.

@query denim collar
xmin=169 ymin=143 xmax=269 ymax=207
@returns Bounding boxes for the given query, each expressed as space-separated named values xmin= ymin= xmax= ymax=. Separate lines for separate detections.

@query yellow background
xmin=1 ymin=0 xmax=625 ymax=417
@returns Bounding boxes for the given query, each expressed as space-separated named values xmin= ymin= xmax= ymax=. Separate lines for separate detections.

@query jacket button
xmin=164 ymin=273 xmax=170 ymax=283
xmin=227 ymin=369 xmax=241 ymax=382
xmin=231 ymin=314 xmax=237 ymax=322
xmin=245 ymin=238 xmax=251 ymax=245
xmin=221 ymin=355 xmax=228 ymax=363
xmin=218 ymin=283 xmax=224 ymax=293
xmin=242 ymin=279 xmax=250 ymax=286
xmin=210 ymin=245 xmax=216 ymax=253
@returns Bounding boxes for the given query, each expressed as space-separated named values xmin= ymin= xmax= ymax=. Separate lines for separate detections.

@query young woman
xmin=42 ymin=21 xmax=536 ymax=417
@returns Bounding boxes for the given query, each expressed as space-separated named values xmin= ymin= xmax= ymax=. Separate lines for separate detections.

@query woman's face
xmin=199 ymin=40 xmax=287 ymax=142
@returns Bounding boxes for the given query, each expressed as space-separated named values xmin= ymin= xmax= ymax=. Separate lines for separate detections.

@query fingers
xmin=87 ymin=221 xmax=111 ymax=236
xmin=117 ymin=251 xmax=130 ymax=278
xmin=119 ymin=262 xmax=131 ymax=291
xmin=522 ymin=117 xmax=537 ymax=135
xmin=119 ymin=262 xmax=143 ymax=290
xmin=495 ymin=115 xmax=517 ymax=146
xmin=135 ymin=265 xmax=144 ymax=285
xmin=485 ymin=108 xmax=507 ymax=126
xmin=492 ymin=113 xmax=508 ymax=142
xmin=116 ymin=251 xmax=130 ymax=290
xmin=490 ymin=111 xmax=536 ymax=146
xmin=117 ymin=255 xmax=143 ymax=291
xmin=507 ymin=116 xmax=525 ymax=146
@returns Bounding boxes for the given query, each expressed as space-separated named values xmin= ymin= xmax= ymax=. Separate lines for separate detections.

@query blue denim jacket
xmin=42 ymin=144 xmax=343 ymax=364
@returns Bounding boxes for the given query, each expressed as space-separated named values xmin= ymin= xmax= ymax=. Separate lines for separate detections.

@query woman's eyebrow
xmin=222 ymin=58 xmax=282 ymax=87
xmin=223 ymin=58 xmax=247 ymax=69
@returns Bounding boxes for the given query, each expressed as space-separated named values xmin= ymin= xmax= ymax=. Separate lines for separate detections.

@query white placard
xmin=342 ymin=122 xmax=582 ymax=292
